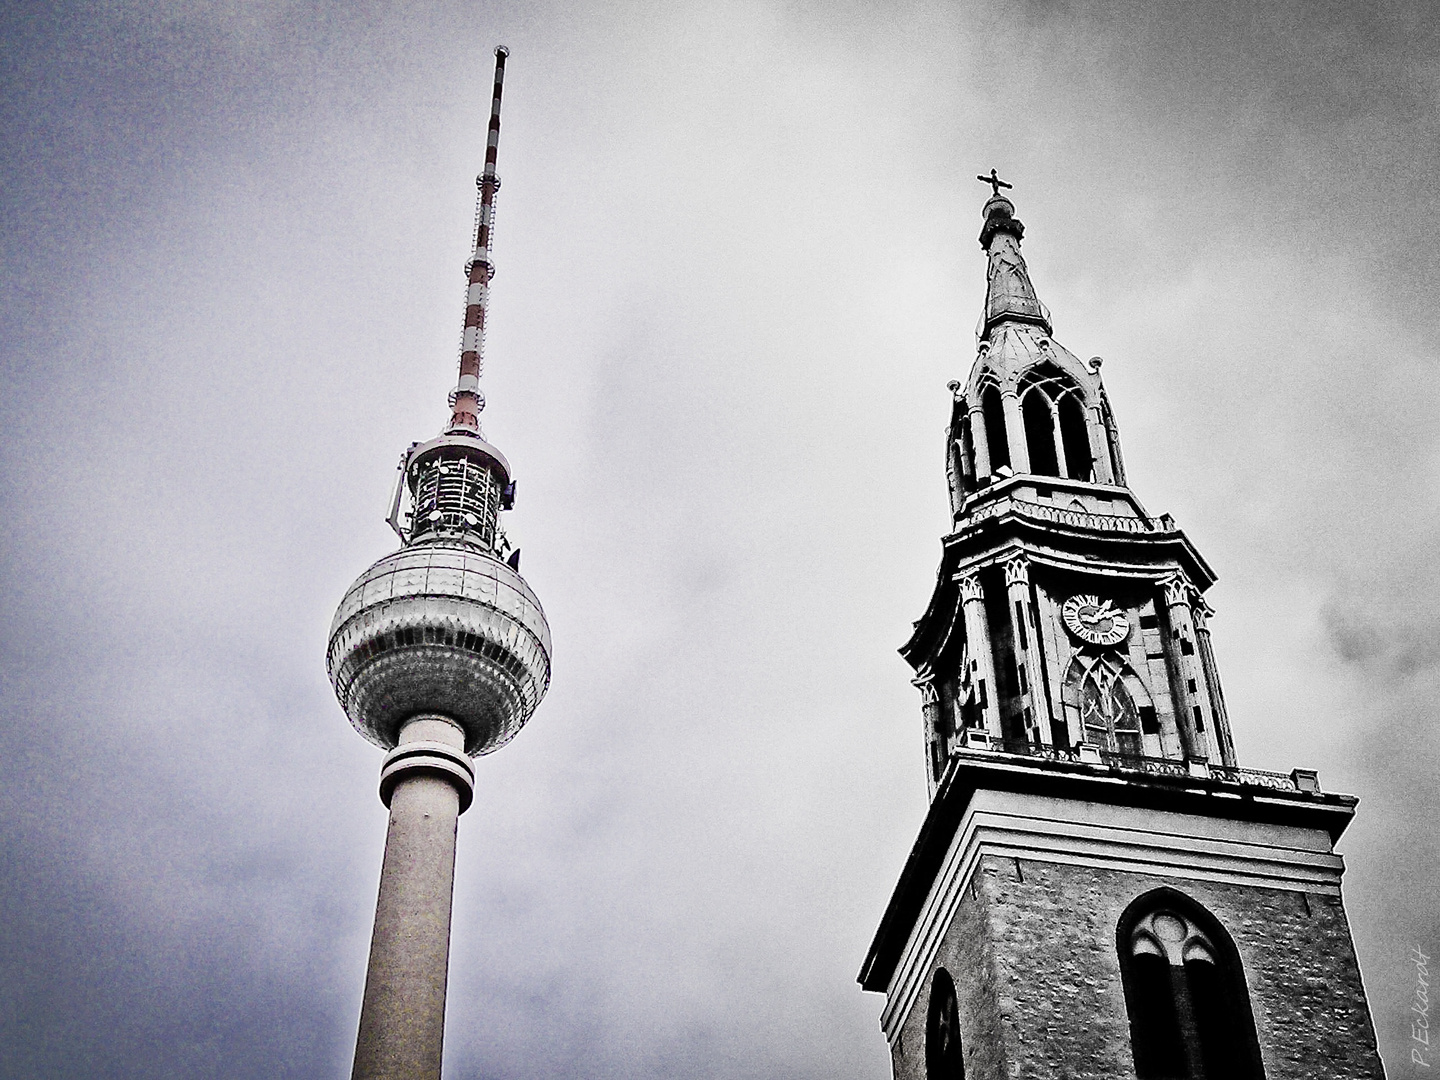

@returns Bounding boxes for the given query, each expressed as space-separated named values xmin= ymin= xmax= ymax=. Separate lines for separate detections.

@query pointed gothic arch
xmin=1017 ymin=363 xmax=1093 ymax=480
xmin=925 ymin=967 xmax=966 ymax=1079
xmin=980 ymin=381 xmax=1009 ymax=472
xmin=1062 ymin=654 xmax=1151 ymax=758
xmin=1118 ymin=888 xmax=1266 ymax=1080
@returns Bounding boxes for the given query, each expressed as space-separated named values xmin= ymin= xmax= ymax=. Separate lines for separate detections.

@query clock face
xmin=1062 ymin=593 xmax=1130 ymax=646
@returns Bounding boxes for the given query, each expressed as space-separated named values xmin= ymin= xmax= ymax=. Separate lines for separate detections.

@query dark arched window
xmin=981 ymin=384 xmax=1008 ymax=472
xmin=925 ymin=968 xmax=965 ymax=1079
xmin=1017 ymin=363 xmax=1091 ymax=479
xmin=1058 ymin=394 xmax=1092 ymax=481
xmin=1119 ymin=890 xmax=1265 ymax=1080
xmin=1022 ymin=390 xmax=1058 ymax=475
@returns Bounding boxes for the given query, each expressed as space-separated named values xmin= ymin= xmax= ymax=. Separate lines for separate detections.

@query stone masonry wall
xmin=889 ymin=854 xmax=1384 ymax=1079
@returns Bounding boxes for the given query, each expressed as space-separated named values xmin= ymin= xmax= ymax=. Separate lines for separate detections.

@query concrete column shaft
xmin=353 ymin=718 xmax=467 ymax=1080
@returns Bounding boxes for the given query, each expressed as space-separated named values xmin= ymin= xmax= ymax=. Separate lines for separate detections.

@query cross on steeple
xmin=976 ymin=168 xmax=1012 ymax=197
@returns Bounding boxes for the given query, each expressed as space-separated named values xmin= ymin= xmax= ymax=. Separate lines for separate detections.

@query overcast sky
xmin=2 ymin=1 xmax=1437 ymax=1076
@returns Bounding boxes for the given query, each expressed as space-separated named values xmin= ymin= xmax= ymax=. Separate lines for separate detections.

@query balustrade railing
xmin=955 ymin=735 xmax=1309 ymax=792
xmin=962 ymin=498 xmax=1169 ymax=535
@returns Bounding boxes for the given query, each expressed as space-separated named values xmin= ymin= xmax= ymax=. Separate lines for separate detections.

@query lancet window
xmin=1017 ymin=365 xmax=1092 ymax=481
xmin=1119 ymin=890 xmax=1265 ymax=1080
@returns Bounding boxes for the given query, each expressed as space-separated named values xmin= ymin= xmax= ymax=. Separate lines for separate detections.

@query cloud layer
xmin=2 ymin=1 xmax=1436 ymax=1075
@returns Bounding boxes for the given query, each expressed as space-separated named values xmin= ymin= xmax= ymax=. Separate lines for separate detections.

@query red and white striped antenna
xmin=449 ymin=45 xmax=509 ymax=432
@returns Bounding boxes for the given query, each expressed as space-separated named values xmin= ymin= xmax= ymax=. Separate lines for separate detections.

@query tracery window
xmin=1017 ymin=364 xmax=1092 ymax=481
xmin=1062 ymin=655 xmax=1148 ymax=758
xmin=925 ymin=967 xmax=965 ymax=1079
xmin=1119 ymin=890 xmax=1265 ymax=1080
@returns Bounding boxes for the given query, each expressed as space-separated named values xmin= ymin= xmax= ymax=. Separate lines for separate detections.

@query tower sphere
xmin=327 ymin=540 xmax=551 ymax=756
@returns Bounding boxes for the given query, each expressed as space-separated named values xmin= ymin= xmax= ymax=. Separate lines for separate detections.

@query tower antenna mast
xmin=450 ymin=45 xmax=509 ymax=432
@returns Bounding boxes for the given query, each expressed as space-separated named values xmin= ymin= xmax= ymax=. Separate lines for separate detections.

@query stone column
xmin=1191 ymin=600 xmax=1236 ymax=767
xmin=352 ymin=716 xmax=476 ymax=1080
xmin=967 ymin=402 xmax=992 ymax=480
xmin=1160 ymin=575 xmax=1213 ymax=763
xmin=1047 ymin=400 xmax=1070 ymax=479
xmin=958 ymin=572 xmax=1002 ymax=743
xmin=1086 ymin=404 xmax=1114 ymax=484
xmin=1004 ymin=556 xmax=1052 ymax=747
xmin=915 ymin=674 xmax=946 ymax=795
xmin=1001 ymin=389 xmax=1031 ymax=474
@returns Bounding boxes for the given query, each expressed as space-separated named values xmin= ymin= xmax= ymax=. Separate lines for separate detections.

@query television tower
xmin=326 ymin=46 xmax=551 ymax=1080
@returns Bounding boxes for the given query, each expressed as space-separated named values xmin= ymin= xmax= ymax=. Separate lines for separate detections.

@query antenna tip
xmin=495 ymin=45 xmax=509 ymax=58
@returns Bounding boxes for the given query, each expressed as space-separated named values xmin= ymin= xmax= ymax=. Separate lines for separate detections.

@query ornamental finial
xmin=976 ymin=168 xmax=1013 ymax=198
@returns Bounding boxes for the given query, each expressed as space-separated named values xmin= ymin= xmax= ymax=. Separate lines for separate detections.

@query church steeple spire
xmin=975 ymin=172 xmax=1051 ymax=339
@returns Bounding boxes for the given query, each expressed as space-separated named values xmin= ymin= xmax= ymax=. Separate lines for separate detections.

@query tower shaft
xmin=352 ymin=721 xmax=466 ymax=1080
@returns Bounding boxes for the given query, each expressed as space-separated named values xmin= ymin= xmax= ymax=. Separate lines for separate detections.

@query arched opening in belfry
xmin=1022 ymin=390 xmax=1058 ymax=476
xmin=1018 ymin=363 xmax=1090 ymax=479
xmin=1118 ymin=890 xmax=1266 ymax=1080
xmin=981 ymin=383 xmax=1009 ymax=472
xmin=1058 ymin=394 xmax=1092 ymax=481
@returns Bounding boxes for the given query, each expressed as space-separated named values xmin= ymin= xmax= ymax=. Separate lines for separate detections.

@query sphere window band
xmin=925 ymin=968 xmax=966 ymax=1079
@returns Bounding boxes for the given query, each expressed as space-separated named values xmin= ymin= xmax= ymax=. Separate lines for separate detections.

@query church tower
xmin=858 ymin=177 xmax=1385 ymax=1079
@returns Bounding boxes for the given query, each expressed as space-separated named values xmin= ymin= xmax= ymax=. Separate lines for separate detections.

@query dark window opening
xmin=1193 ymin=705 xmax=1204 ymax=732
xmin=1119 ymin=892 xmax=1265 ymax=1080
xmin=958 ymin=415 xmax=975 ymax=484
xmin=982 ymin=385 xmax=1009 ymax=472
xmin=1058 ymin=394 xmax=1092 ymax=481
xmin=926 ymin=968 xmax=966 ymax=1080
xmin=1187 ymin=678 xmax=1197 ymax=693
xmin=1138 ymin=705 xmax=1159 ymax=734
xmin=1140 ymin=614 xmax=1159 ymax=630
xmin=1014 ymin=601 xmax=1028 ymax=651
xmin=1181 ymin=638 xmax=1195 ymax=655
xmin=1050 ymin=718 xmax=1071 ymax=751
xmin=1022 ymin=390 xmax=1059 ymax=476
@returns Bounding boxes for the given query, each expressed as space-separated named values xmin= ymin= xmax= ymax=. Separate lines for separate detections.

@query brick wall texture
xmin=889 ymin=855 xmax=1384 ymax=1080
